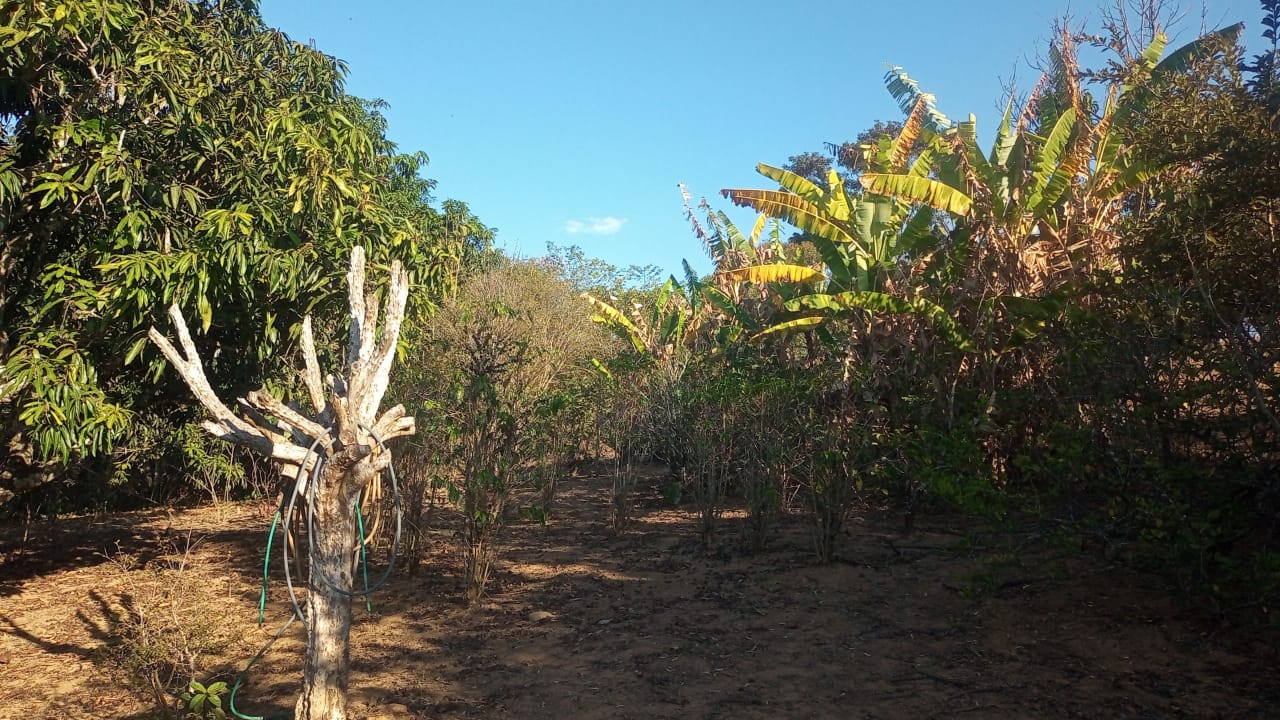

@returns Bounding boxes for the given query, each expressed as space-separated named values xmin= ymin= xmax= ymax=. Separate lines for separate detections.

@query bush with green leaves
xmin=180 ymin=680 xmax=228 ymax=720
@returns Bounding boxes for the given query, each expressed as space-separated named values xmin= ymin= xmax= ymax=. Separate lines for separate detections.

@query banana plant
xmin=720 ymin=24 xmax=1245 ymax=355
xmin=717 ymin=85 xmax=968 ymax=348
xmin=584 ymin=197 xmax=784 ymax=362
xmin=582 ymin=277 xmax=698 ymax=365
xmin=676 ymin=186 xmax=825 ymax=342
xmin=863 ymin=26 xmax=1244 ymax=297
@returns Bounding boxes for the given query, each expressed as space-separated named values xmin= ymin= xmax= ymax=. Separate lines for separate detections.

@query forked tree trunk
xmin=149 ymin=247 xmax=414 ymax=720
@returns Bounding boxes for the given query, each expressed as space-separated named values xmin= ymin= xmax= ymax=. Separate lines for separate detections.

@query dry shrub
xmin=100 ymin=534 xmax=237 ymax=717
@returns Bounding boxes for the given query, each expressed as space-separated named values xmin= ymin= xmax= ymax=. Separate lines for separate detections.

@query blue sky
xmin=260 ymin=1 xmax=1261 ymax=277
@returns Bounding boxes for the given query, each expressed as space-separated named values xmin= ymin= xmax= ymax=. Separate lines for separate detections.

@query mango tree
xmin=149 ymin=246 xmax=414 ymax=720
xmin=0 ymin=0 xmax=479 ymax=507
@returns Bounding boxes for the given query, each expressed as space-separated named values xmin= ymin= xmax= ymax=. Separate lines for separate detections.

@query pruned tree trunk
xmin=148 ymin=246 xmax=414 ymax=720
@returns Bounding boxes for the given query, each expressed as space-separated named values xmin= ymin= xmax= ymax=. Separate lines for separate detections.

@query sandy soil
xmin=1 ymin=464 xmax=1276 ymax=719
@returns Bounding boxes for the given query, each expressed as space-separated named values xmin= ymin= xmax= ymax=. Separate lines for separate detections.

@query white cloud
xmin=564 ymin=216 xmax=627 ymax=235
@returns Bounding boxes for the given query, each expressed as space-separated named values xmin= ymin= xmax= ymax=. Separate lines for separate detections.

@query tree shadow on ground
xmin=5 ymin=473 xmax=1280 ymax=719
xmin=0 ymin=503 xmax=277 ymax=596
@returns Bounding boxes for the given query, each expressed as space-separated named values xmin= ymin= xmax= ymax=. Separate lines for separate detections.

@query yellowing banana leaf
xmin=757 ymin=163 xmax=824 ymax=205
xmin=717 ymin=263 xmax=825 ymax=285
xmin=752 ymin=315 xmax=825 ymax=339
xmin=721 ymin=188 xmax=858 ymax=245
xmin=823 ymin=169 xmax=852 ymax=220
xmin=1094 ymin=93 xmax=1123 ymax=173
xmin=582 ymin=293 xmax=646 ymax=354
xmin=748 ymin=212 xmax=768 ymax=246
xmin=859 ymin=174 xmax=972 ymax=217
xmin=755 ymin=163 xmax=851 ymax=221
xmin=889 ymin=96 xmax=929 ymax=172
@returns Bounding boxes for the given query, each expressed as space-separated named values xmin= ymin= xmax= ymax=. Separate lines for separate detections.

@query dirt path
xmin=1 ymin=466 xmax=1275 ymax=719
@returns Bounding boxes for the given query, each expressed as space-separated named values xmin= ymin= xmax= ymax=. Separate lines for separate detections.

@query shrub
xmin=101 ymin=536 xmax=235 ymax=717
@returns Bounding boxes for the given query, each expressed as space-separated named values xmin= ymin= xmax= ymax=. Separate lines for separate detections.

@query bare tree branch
xmin=246 ymin=389 xmax=330 ymax=443
xmin=147 ymin=306 xmax=266 ymax=444
xmin=300 ymin=316 xmax=327 ymax=416
xmin=346 ymin=245 xmax=368 ymax=372
xmin=148 ymin=247 xmax=417 ymax=489
xmin=360 ymin=260 xmax=410 ymax=423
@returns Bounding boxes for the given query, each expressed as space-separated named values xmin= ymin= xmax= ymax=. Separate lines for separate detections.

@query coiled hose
xmin=228 ymin=426 xmax=402 ymax=720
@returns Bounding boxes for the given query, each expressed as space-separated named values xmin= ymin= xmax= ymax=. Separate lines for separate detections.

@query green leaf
xmin=787 ymin=291 xmax=975 ymax=351
xmin=1153 ymin=23 xmax=1243 ymax=76
xmin=1139 ymin=33 xmax=1168 ymax=69
xmin=752 ymin=315 xmax=825 ymax=339
xmin=895 ymin=206 xmax=937 ymax=257
xmin=700 ymin=285 xmax=758 ymax=331
xmin=989 ymin=97 xmax=1017 ymax=167
xmin=1025 ymin=108 xmax=1076 ymax=211
xmin=123 ymin=336 xmax=147 ymax=365
xmin=657 ymin=303 xmax=685 ymax=346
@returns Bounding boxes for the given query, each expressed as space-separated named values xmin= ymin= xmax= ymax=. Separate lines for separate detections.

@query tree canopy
xmin=0 ymin=0 xmax=488 ymax=507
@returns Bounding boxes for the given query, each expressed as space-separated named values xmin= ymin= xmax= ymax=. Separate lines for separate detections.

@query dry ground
xmin=1 ymin=464 xmax=1276 ymax=719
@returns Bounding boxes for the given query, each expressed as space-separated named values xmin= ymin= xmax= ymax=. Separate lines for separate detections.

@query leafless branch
xmin=148 ymin=247 xmax=417 ymax=487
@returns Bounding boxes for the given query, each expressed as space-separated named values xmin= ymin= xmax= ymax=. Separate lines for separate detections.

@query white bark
xmin=149 ymin=246 xmax=415 ymax=720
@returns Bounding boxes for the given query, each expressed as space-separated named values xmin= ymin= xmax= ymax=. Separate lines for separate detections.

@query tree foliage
xmin=592 ymin=8 xmax=1278 ymax=613
xmin=404 ymin=260 xmax=611 ymax=602
xmin=0 ymin=0 xmax=487 ymax=507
